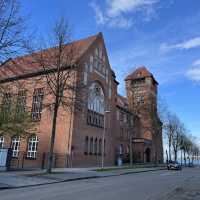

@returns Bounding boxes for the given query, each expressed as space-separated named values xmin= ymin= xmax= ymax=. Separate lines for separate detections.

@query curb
xmin=0 ymin=167 xmax=166 ymax=191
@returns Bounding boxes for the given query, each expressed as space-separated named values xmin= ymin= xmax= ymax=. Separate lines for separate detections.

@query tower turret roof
xmin=125 ymin=66 xmax=158 ymax=84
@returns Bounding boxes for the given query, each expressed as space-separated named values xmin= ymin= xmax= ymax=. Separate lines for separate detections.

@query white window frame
xmin=11 ymin=136 xmax=20 ymax=157
xmin=88 ymin=82 xmax=105 ymax=114
xmin=27 ymin=135 xmax=39 ymax=159
xmin=0 ymin=136 xmax=4 ymax=149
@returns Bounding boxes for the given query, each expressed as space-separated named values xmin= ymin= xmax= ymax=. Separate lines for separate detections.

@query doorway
xmin=145 ymin=148 xmax=151 ymax=163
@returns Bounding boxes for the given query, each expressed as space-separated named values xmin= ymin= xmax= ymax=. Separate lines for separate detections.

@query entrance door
xmin=145 ymin=148 xmax=151 ymax=163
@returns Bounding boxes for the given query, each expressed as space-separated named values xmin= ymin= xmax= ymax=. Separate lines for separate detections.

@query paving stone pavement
xmin=0 ymin=167 xmax=165 ymax=189
xmin=161 ymin=172 xmax=200 ymax=200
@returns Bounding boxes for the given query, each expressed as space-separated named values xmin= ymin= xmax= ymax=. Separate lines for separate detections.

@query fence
xmin=8 ymin=151 xmax=111 ymax=170
xmin=8 ymin=152 xmax=75 ymax=170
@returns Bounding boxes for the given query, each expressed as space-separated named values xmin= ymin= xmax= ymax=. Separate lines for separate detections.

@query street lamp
xmin=101 ymin=110 xmax=110 ymax=169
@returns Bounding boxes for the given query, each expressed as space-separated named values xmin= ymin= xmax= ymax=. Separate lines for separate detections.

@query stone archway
xmin=145 ymin=148 xmax=151 ymax=163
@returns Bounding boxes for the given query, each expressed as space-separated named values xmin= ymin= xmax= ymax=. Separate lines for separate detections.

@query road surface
xmin=0 ymin=168 xmax=199 ymax=200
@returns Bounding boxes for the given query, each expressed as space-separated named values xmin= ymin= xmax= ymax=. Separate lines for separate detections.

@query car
xmin=167 ymin=161 xmax=182 ymax=170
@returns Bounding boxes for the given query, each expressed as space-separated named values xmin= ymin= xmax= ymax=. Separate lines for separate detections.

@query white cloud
xmin=90 ymin=0 xmax=159 ymax=28
xmin=193 ymin=59 xmax=200 ymax=66
xmin=160 ymin=37 xmax=200 ymax=52
xmin=186 ymin=59 xmax=200 ymax=82
xmin=90 ymin=2 xmax=107 ymax=25
xmin=107 ymin=0 xmax=157 ymax=17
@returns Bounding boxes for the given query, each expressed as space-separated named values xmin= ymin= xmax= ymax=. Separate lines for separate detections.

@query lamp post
xmin=101 ymin=110 xmax=110 ymax=169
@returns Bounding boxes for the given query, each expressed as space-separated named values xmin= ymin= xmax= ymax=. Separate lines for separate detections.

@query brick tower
xmin=125 ymin=66 xmax=163 ymax=163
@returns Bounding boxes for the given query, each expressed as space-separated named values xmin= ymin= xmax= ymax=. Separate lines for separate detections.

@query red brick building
xmin=0 ymin=33 xmax=163 ymax=169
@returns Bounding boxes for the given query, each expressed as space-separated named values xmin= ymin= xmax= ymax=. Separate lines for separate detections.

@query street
xmin=0 ymin=168 xmax=200 ymax=200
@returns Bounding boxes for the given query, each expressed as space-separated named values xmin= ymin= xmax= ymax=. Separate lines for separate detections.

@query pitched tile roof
xmin=125 ymin=66 xmax=158 ymax=84
xmin=0 ymin=33 xmax=101 ymax=81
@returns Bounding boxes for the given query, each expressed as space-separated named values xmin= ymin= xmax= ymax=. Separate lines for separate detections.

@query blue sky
xmin=20 ymin=0 xmax=200 ymax=140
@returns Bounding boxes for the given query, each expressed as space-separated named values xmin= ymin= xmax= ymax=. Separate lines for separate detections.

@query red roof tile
xmin=0 ymin=33 xmax=100 ymax=81
xmin=125 ymin=66 xmax=158 ymax=84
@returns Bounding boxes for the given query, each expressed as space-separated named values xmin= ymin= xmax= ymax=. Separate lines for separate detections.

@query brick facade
xmin=0 ymin=33 xmax=163 ymax=169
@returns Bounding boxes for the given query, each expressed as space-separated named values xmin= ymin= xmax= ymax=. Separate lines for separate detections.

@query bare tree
xmin=164 ymin=112 xmax=178 ymax=161
xmin=180 ymin=133 xmax=188 ymax=165
xmin=0 ymin=0 xmax=27 ymax=63
xmin=171 ymin=119 xmax=184 ymax=162
xmin=26 ymin=18 xmax=86 ymax=173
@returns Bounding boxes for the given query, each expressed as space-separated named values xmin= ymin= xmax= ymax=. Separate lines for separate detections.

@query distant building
xmin=0 ymin=33 xmax=163 ymax=169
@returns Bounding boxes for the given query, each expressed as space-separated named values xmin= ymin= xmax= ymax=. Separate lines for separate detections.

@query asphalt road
xmin=0 ymin=168 xmax=199 ymax=200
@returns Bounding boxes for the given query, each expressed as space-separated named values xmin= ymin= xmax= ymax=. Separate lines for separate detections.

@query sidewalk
xmin=0 ymin=165 xmax=166 ymax=190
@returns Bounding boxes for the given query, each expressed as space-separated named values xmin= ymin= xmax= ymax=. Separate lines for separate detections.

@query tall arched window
xmin=99 ymin=139 xmax=102 ymax=155
xmin=87 ymin=82 xmax=105 ymax=128
xmin=88 ymin=82 xmax=104 ymax=113
xmin=11 ymin=136 xmax=20 ymax=157
xmin=94 ymin=138 xmax=98 ymax=155
xmin=27 ymin=135 xmax=38 ymax=158
xmin=0 ymin=135 xmax=4 ymax=149
xmin=89 ymin=137 xmax=93 ymax=154
xmin=84 ymin=136 xmax=89 ymax=155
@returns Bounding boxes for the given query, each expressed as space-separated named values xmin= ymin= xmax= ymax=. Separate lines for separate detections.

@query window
xmin=98 ymin=139 xmax=102 ymax=155
xmin=109 ymin=80 xmax=112 ymax=99
xmin=16 ymin=90 xmax=27 ymax=119
xmin=93 ymin=46 xmax=105 ymax=75
xmin=119 ymin=144 xmax=123 ymax=155
xmin=84 ymin=136 xmax=89 ymax=155
xmin=0 ymin=135 xmax=4 ymax=148
xmin=1 ymin=92 xmax=12 ymax=120
xmin=89 ymin=137 xmax=93 ymax=154
xmin=83 ymin=63 xmax=88 ymax=85
xmin=120 ymin=112 xmax=124 ymax=122
xmin=27 ymin=135 xmax=38 ymax=158
xmin=124 ymin=114 xmax=127 ymax=123
xmin=31 ymin=88 xmax=44 ymax=121
xmin=116 ymin=110 xmax=120 ymax=120
xmin=87 ymin=82 xmax=104 ymax=128
xmin=126 ymin=145 xmax=130 ymax=154
xmin=11 ymin=136 xmax=20 ymax=157
xmin=120 ymin=127 xmax=123 ymax=138
xmin=94 ymin=138 xmax=98 ymax=155
xmin=90 ymin=55 xmax=93 ymax=72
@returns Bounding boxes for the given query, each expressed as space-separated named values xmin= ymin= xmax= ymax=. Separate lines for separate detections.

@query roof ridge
xmin=4 ymin=33 xmax=100 ymax=64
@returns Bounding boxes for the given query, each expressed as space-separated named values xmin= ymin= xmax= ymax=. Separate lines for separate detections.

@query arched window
xmin=99 ymin=139 xmax=102 ymax=155
xmin=87 ymin=82 xmax=105 ymax=128
xmin=0 ymin=135 xmax=4 ymax=149
xmin=119 ymin=144 xmax=123 ymax=155
xmin=27 ymin=135 xmax=38 ymax=158
xmin=94 ymin=138 xmax=98 ymax=155
xmin=84 ymin=136 xmax=89 ymax=155
xmin=126 ymin=145 xmax=130 ymax=154
xmin=11 ymin=136 xmax=20 ymax=157
xmin=88 ymin=82 xmax=104 ymax=114
xmin=89 ymin=137 xmax=93 ymax=154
